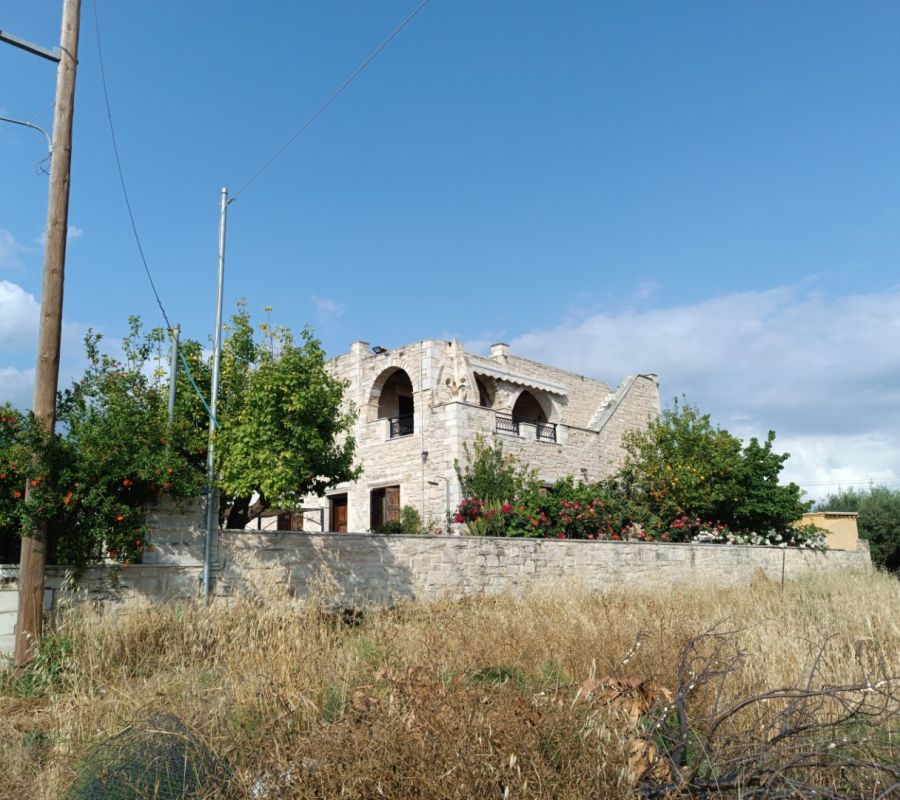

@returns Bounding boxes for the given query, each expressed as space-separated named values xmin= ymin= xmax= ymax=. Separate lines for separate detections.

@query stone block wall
xmin=0 ymin=531 xmax=872 ymax=654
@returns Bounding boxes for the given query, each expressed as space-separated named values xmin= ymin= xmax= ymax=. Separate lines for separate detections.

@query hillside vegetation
xmin=2 ymin=570 xmax=898 ymax=799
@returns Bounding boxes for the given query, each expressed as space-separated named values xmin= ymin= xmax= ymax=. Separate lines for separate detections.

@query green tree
xmin=215 ymin=306 xmax=359 ymax=528
xmin=454 ymin=434 xmax=540 ymax=506
xmin=819 ymin=486 xmax=900 ymax=572
xmin=620 ymin=399 xmax=810 ymax=534
xmin=1 ymin=306 xmax=358 ymax=562
xmin=1 ymin=319 xmax=204 ymax=568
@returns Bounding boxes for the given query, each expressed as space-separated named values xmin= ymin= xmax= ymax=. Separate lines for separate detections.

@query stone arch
xmin=512 ymin=389 xmax=552 ymax=424
xmin=476 ymin=376 xmax=495 ymax=409
xmin=368 ymin=367 xmax=415 ymax=426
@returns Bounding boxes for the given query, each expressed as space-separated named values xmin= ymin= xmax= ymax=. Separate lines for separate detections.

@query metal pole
xmin=14 ymin=0 xmax=81 ymax=670
xmin=203 ymin=187 xmax=228 ymax=600
xmin=166 ymin=324 xmax=180 ymax=427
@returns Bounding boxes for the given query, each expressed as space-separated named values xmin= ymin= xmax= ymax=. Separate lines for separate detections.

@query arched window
xmin=374 ymin=368 xmax=415 ymax=437
xmin=512 ymin=390 xmax=546 ymax=424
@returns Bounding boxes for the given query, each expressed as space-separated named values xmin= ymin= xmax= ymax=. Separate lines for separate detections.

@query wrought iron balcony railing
xmin=536 ymin=421 xmax=557 ymax=442
xmin=495 ymin=414 xmax=519 ymax=435
xmin=495 ymin=414 xmax=557 ymax=442
xmin=389 ymin=413 xmax=415 ymax=438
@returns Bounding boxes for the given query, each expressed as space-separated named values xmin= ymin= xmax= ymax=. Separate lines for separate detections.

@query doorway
xmin=330 ymin=494 xmax=348 ymax=532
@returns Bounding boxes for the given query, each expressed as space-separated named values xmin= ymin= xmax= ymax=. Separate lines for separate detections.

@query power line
xmin=92 ymin=0 xmax=215 ymax=423
xmin=795 ymin=478 xmax=900 ymax=488
xmin=91 ymin=0 xmax=171 ymax=330
xmin=230 ymin=0 xmax=432 ymax=202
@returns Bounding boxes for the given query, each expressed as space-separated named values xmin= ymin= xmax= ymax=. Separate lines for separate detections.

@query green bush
xmin=454 ymin=434 xmax=539 ymax=507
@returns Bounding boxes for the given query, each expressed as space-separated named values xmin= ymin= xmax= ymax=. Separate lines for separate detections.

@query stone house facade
xmin=292 ymin=339 xmax=660 ymax=533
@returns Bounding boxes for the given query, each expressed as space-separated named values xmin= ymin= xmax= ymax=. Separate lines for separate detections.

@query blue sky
xmin=2 ymin=1 xmax=899 ymax=498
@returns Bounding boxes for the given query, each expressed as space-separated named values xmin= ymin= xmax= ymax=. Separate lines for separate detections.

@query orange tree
xmin=1 ymin=307 xmax=360 ymax=562
xmin=0 ymin=319 xmax=204 ymax=568
xmin=619 ymin=399 xmax=810 ymax=537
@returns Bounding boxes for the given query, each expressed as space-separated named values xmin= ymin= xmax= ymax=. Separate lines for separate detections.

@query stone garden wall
xmin=0 ymin=524 xmax=872 ymax=654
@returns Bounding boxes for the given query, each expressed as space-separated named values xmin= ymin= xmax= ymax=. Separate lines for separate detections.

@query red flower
xmin=13 ymin=491 xmax=21 ymax=499
xmin=501 ymin=503 xmax=512 ymax=514
xmin=116 ymin=514 xmax=125 ymax=522
xmin=557 ymin=532 xmax=565 ymax=539
xmin=453 ymin=513 xmax=464 ymax=523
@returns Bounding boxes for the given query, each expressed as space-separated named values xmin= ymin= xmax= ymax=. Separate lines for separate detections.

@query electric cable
xmin=92 ymin=0 xmax=217 ymax=427
xmin=92 ymin=0 xmax=171 ymax=330
xmin=230 ymin=0 xmax=431 ymax=202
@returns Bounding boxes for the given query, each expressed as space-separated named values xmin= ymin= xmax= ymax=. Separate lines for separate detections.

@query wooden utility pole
xmin=14 ymin=0 xmax=81 ymax=669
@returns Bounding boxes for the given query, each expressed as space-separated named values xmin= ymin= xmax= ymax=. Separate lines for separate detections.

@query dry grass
xmin=1 ymin=569 xmax=898 ymax=799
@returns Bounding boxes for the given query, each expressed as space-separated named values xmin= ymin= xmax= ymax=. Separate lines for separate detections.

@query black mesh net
xmin=66 ymin=714 xmax=223 ymax=800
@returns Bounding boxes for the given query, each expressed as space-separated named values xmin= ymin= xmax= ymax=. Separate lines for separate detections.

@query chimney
xmin=490 ymin=343 xmax=510 ymax=361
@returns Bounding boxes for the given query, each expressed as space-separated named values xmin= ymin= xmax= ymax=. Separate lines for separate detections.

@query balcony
xmin=389 ymin=413 xmax=415 ymax=438
xmin=495 ymin=414 xmax=557 ymax=443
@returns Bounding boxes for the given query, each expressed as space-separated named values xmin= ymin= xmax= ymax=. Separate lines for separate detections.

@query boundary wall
xmin=0 ymin=527 xmax=871 ymax=653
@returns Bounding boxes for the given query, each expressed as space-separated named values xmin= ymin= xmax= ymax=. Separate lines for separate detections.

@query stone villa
xmin=284 ymin=339 xmax=660 ymax=533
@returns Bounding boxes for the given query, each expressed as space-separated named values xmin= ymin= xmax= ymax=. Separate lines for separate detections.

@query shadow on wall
xmin=218 ymin=532 xmax=417 ymax=607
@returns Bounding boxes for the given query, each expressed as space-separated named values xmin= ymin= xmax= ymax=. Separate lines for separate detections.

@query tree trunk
xmin=225 ymin=493 xmax=269 ymax=530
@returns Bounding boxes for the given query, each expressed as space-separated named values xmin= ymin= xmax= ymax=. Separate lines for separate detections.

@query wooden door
xmin=385 ymin=486 xmax=401 ymax=525
xmin=331 ymin=495 xmax=348 ymax=532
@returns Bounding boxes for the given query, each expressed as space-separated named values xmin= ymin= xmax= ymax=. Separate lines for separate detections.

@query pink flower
xmin=501 ymin=503 xmax=512 ymax=513
xmin=557 ymin=532 xmax=565 ymax=539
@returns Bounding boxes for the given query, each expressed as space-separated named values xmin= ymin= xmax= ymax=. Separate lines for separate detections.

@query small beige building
xmin=796 ymin=511 xmax=860 ymax=551
xmin=294 ymin=339 xmax=659 ymax=533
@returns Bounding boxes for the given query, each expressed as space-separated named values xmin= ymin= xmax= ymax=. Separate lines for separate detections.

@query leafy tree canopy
xmin=215 ymin=304 xmax=359 ymax=528
xmin=619 ymin=399 xmax=810 ymax=534
xmin=1 ymin=318 xmax=203 ymax=567
xmin=0 ymin=305 xmax=358 ymax=563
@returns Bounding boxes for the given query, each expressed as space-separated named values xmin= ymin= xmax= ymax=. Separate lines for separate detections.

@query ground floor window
xmin=276 ymin=511 xmax=304 ymax=531
xmin=370 ymin=485 xmax=400 ymax=531
xmin=330 ymin=494 xmax=348 ymax=532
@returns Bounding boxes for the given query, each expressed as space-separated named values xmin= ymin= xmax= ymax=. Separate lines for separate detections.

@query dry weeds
xmin=1 ymin=569 xmax=898 ymax=799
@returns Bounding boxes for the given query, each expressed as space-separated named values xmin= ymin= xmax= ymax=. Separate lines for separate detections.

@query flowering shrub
xmin=691 ymin=523 xmax=827 ymax=550
xmin=451 ymin=481 xmax=827 ymax=550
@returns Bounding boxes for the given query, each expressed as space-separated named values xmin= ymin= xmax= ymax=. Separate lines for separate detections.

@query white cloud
xmin=313 ymin=295 xmax=345 ymax=321
xmin=67 ymin=225 xmax=84 ymax=239
xmin=0 ymin=366 xmax=35 ymax=410
xmin=633 ymin=280 xmax=661 ymax=300
xmin=0 ymin=280 xmax=40 ymax=348
xmin=0 ymin=229 xmax=27 ymax=271
xmin=509 ymin=285 xmax=900 ymax=500
xmin=776 ymin=432 xmax=900 ymax=502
